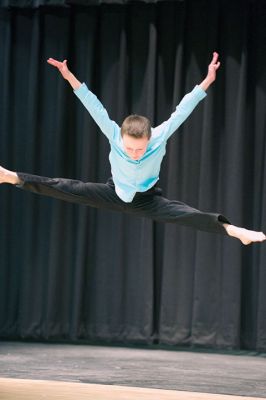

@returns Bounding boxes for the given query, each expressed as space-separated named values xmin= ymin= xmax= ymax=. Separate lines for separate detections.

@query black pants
xmin=17 ymin=173 xmax=230 ymax=235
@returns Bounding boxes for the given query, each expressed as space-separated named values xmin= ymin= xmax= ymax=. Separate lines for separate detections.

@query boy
xmin=0 ymin=53 xmax=265 ymax=245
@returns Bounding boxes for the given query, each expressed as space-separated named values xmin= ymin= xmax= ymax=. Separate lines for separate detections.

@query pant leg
xmin=17 ymin=173 xmax=229 ymax=235
xmin=123 ymin=187 xmax=230 ymax=235
xmin=17 ymin=172 xmax=126 ymax=212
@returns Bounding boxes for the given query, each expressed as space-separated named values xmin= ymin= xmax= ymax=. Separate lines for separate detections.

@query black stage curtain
xmin=0 ymin=0 xmax=266 ymax=351
xmin=0 ymin=0 xmax=182 ymax=8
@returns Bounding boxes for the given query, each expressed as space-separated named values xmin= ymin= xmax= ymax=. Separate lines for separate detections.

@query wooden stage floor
xmin=0 ymin=342 xmax=265 ymax=399
xmin=0 ymin=378 xmax=265 ymax=400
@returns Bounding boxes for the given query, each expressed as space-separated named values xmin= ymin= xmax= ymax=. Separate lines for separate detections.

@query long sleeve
xmin=152 ymin=85 xmax=207 ymax=141
xmin=74 ymin=83 xmax=120 ymax=140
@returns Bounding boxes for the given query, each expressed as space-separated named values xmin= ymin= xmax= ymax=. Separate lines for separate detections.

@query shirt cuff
xmin=73 ymin=82 xmax=89 ymax=98
xmin=193 ymin=85 xmax=207 ymax=100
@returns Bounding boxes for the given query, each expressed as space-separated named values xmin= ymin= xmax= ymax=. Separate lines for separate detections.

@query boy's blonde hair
xmin=121 ymin=114 xmax=151 ymax=139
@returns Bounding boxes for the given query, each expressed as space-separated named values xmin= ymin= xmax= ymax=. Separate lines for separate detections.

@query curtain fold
xmin=0 ymin=0 xmax=183 ymax=8
xmin=0 ymin=0 xmax=266 ymax=350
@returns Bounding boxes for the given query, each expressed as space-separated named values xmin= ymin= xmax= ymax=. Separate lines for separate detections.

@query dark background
xmin=0 ymin=0 xmax=266 ymax=351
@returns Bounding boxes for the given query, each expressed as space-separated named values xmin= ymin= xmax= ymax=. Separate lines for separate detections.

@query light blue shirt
xmin=74 ymin=83 xmax=206 ymax=202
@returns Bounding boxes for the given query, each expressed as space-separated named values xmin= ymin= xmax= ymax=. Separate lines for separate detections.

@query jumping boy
xmin=0 ymin=52 xmax=265 ymax=245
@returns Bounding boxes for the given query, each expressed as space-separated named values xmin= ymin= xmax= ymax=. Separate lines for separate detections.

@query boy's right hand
xmin=47 ymin=58 xmax=71 ymax=80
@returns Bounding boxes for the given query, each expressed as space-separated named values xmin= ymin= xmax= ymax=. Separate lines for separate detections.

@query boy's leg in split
xmin=123 ymin=188 xmax=266 ymax=244
xmin=125 ymin=188 xmax=228 ymax=235
xmin=16 ymin=172 xmax=126 ymax=212
xmin=1 ymin=166 xmax=265 ymax=245
xmin=16 ymin=174 xmax=221 ymax=232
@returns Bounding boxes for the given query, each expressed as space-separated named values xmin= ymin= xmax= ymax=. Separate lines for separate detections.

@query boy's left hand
xmin=207 ymin=52 xmax=221 ymax=83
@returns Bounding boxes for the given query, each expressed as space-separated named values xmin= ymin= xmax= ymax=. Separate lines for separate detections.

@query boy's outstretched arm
xmin=47 ymin=58 xmax=81 ymax=90
xmin=199 ymin=52 xmax=221 ymax=91
xmin=153 ymin=52 xmax=221 ymax=140
xmin=47 ymin=58 xmax=119 ymax=140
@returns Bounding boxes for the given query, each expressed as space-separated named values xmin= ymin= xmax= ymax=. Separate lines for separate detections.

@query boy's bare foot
xmin=0 ymin=165 xmax=21 ymax=185
xmin=224 ymin=224 xmax=266 ymax=245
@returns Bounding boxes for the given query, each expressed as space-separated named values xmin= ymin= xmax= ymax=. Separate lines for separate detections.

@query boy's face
xmin=122 ymin=134 xmax=149 ymax=160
